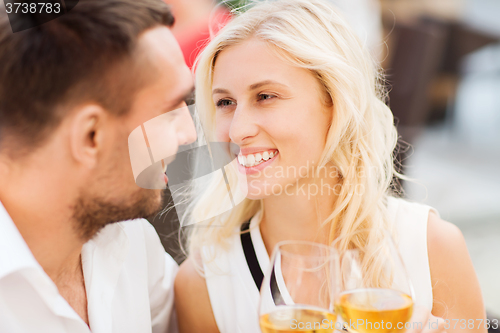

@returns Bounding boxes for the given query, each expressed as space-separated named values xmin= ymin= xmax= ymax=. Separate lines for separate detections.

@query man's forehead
xmin=137 ymin=26 xmax=186 ymax=74
xmin=136 ymin=27 xmax=193 ymax=104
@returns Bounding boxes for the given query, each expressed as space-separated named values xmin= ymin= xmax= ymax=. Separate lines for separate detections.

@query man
xmin=0 ymin=0 xmax=196 ymax=332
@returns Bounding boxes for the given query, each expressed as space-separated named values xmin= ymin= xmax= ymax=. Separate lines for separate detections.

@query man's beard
xmin=72 ymin=188 xmax=162 ymax=241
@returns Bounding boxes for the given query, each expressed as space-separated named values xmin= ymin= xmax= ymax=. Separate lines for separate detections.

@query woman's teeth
xmin=238 ymin=150 xmax=278 ymax=167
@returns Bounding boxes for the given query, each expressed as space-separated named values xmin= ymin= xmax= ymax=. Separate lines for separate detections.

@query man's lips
xmin=162 ymin=161 xmax=168 ymax=185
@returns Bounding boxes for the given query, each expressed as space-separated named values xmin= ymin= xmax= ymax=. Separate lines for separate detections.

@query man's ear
xmin=69 ymin=104 xmax=107 ymax=168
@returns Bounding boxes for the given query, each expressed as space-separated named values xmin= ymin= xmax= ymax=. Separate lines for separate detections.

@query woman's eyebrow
xmin=212 ymin=80 xmax=289 ymax=96
xmin=212 ymin=88 xmax=230 ymax=96
xmin=248 ymin=80 xmax=289 ymax=91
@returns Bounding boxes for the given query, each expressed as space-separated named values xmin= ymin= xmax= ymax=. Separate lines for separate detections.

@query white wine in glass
xmin=260 ymin=306 xmax=338 ymax=333
xmin=335 ymin=288 xmax=413 ymax=333
xmin=332 ymin=230 xmax=415 ymax=333
xmin=259 ymin=241 xmax=339 ymax=333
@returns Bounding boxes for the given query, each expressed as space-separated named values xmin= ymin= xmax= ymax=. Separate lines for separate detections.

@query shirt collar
xmin=0 ymin=200 xmax=40 ymax=279
xmin=82 ymin=221 xmax=130 ymax=332
xmin=0 ymin=199 xmax=133 ymax=329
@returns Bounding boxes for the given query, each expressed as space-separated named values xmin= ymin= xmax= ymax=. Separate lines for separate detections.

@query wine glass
xmin=259 ymin=240 xmax=339 ymax=333
xmin=332 ymin=229 xmax=415 ymax=333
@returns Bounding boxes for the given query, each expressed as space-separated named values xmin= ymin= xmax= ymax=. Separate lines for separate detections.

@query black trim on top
xmin=270 ymin=266 xmax=285 ymax=305
xmin=241 ymin=220 xmax=264 ymax=290
xmin=240 ymin=219 xmax=285 ymax=305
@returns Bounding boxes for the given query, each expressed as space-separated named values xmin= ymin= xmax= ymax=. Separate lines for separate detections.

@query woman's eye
xmin=216 ymin=99 xmax=235 ymax=108
xmin=258 ymin=94 xmax=276 ymax=101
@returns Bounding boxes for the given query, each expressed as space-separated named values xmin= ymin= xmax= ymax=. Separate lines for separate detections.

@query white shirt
xmin=0 ymin=201 xmax=179 ymax=333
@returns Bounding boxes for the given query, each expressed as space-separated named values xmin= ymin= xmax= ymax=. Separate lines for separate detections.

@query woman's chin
xmin=244 ymin=187 xmax=270 ymax=200
xmin=244 ymin=181 xmax=284 ymax=200
xmin=246 ymin=194 xmax=266 ymax=200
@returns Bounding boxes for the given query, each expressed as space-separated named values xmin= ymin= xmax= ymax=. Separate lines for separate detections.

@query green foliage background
xmin=218 ymin=0 xmax=250 ymax=10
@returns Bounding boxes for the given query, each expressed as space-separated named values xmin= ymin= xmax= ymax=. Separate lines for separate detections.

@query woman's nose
xmin=229 ymin=105 xmax=259 ymax=144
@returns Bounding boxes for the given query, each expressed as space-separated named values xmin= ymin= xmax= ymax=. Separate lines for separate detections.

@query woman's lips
xmin=236 ymin=151 xmax=279 ymax=175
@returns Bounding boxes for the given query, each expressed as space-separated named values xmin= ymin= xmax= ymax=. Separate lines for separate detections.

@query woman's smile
xmin=236 ymin=149 xmax=279 ymax=175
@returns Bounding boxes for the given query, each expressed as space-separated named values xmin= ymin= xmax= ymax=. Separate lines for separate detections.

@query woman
xmin=174 ymin=0 xmax=486 ymax=332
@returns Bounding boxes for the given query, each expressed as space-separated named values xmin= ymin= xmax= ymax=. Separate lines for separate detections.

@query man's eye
xmin=216 ymin=99 xmax=235 ymax=108
xmin=184 ymin=91 xmax=195 ymax=106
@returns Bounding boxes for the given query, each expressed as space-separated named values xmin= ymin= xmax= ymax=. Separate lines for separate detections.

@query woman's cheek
xmin=215 ymin=121 xmax=230 ymax=141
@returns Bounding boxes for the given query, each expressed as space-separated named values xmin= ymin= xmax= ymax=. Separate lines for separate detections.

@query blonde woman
xmin=174 ymin=0 xmax=486 ymax=332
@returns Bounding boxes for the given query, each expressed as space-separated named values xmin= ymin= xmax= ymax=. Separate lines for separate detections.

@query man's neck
xmin=0 ymin=188 xmax=84 ymax=280
xmin=53 ymin=254 xmax=89 ymax=326
xmin=0 ymin=161 xmax=90 ymax=325
xmin=0 ymin=154 xmax=85 ymax=285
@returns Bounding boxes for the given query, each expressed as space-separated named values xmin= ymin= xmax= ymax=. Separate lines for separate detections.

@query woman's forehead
xmin=212 ymin=38 xmax=318 ymax=93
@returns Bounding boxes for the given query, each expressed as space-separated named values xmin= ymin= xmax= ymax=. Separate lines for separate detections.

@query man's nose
xmin=229 ymin=104 xmax=259 ymax=145
xmin=177 ymin=107 xmax=197 ymax=146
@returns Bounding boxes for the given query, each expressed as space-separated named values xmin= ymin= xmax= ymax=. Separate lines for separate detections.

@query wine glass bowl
xmin=259 ymin=240 xmax=339 ymax=333
xmin=335 ymin=285 xmax=414 ymax=333
xmin=332 ymin=229 xmax=415 ymax=333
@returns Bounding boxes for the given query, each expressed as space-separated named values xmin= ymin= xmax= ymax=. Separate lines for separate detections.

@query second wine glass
xmin=332 ymin=229 xmax=415 ymax=333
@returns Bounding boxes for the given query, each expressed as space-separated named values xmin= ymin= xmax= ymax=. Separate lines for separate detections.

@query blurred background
xmin=147 ymin=0 xmax=500 ymax=321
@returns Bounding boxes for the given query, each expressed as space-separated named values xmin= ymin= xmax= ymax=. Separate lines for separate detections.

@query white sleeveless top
xmin=202 ymin=197 xmax=437 ymax=333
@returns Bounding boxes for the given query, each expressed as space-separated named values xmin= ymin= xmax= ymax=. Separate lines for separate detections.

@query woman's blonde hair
xmin=184 ymin=0 xmax=401 ymax=287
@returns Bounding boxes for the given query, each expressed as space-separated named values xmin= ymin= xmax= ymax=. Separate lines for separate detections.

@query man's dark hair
xmin=0 ymin=0 xmax=174 ymax=156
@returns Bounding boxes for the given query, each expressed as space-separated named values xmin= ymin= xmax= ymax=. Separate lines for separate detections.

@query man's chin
xmin=133 ymin=187 xmax=163 ymax=217
xmin=144 ymin=188 xmax=164 ymax=216
xmin=72 ymin=188 xmax=164 ymax=241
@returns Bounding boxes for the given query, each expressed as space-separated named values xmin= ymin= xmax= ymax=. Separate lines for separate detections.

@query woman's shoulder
xmin=426 ymin=211 xmax=466 ymax=280
xmin=386 ymin=196 xmax=461 ymax=243
xmin=388 ymin=199 xmax=485 ymax=325
xmin=387 ymin=195 xmax=437 ymax=213
xmin=425 ymin=209 xmax=485 ymax=320
xmin=175 ymin=254 xmax=207 ymax=302
xmin=175 ymin=255 xmax=219 ymax=333
xmin=386 ymin=196 xmax=440 ymax=229
xmin=387 ymin=196 xmax=461 ymax=241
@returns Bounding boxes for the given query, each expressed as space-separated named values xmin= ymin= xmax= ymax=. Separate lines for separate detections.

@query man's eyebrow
xmin=169 ymin=86 xmax=195 ymax=109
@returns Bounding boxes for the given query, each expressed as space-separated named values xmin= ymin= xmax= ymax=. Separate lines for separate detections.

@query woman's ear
xmin=69 ymin=104 xmax=106 ymax=168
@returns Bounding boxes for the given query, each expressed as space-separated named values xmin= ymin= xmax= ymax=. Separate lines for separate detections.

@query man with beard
xmin=0 ymin=1 xmax=196 ymax=332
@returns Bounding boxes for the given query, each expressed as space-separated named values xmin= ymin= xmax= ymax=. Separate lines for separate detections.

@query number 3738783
xmin=6 ymin=2 xmax=61 ymax=14
xmin=444 ymin=318 xmax=499 ymax=330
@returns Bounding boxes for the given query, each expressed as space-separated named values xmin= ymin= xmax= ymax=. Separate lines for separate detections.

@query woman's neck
xmin=259 ymin=173 xmax=340 ymax=256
